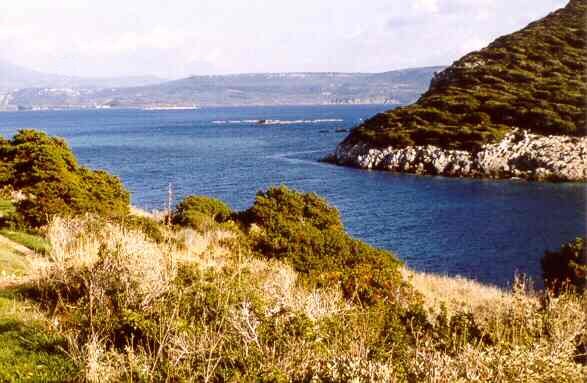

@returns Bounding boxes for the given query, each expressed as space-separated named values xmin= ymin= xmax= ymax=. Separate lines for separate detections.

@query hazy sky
xmin=1 ymin=0 xmax=568 ymax=79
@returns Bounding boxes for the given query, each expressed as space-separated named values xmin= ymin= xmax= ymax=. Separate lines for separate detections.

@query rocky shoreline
xmin=330 ymin=129 xmax=587 ymax=182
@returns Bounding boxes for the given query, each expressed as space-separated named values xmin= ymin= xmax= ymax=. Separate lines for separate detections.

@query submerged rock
xmin=333 ymin=128 xmax=587 ymax=182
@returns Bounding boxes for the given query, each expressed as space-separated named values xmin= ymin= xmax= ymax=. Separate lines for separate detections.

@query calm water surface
xmin=0 ymin=105 xmax=584 ymax=287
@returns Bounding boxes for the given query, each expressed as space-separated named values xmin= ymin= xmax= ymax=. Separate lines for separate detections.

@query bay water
xmin=1 ymin=105 xmax=584 ymax=287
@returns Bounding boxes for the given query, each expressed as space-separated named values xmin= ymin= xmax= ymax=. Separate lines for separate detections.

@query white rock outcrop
xmin=334 ymin=129 xmax=587 ymax=181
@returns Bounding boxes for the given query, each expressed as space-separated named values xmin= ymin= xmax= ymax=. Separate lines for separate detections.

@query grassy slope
xmin=344 ymin=0 xmax=586 ymax=151
xmin=0 ymin=200 xmax=15 ymax=217
xmin=0 ymin=240 xmax=29 ymax=276
xmin=0 ymin=199 xmax=50 ymax=271
xmin=0 ymin=213 xmax=584 ymax=381
xmin=16 ymin=216 xmax=587 ymax=381
xmin=0 ymin=229 xmax=51 ymax=255
xmin=0 ymin=293 xmax=76 ymax=383
xmin=0 ymin=233 xmax=75 ymax=382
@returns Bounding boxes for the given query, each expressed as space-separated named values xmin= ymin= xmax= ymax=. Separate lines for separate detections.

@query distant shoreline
xmin=0 ymin=102 xmax=398 ymax=113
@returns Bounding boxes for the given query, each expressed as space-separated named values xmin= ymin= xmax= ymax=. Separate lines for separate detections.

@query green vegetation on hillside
xmin=0 ymin=230 xmax=50 ymax=255
xmin=344 ymin=0 xmax=587 ymax=151
xmin=239 ymin=186 xmax=410 ymax=305
xmin=172 ymin=195 xmax=233 ymax=231
xmin=0 ymin=130 xmax=130 ymax=227
xmin=0 ymin=294 xmax=76 ymax=382
xmin=0 ymin=200 xmax=15 ymax=218
xmin=3 ymin=210 xmax=582 ymax=382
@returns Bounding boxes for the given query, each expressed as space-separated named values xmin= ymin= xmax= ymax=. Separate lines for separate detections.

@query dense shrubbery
xmin=344 ymin=0 xmax=586 ymax=151
xmin=239 ymin=186 xmax=411 ymax=305
xmin=18 ymin=215 xmax=587 ymax=382
xmin=542 ymin=237 xmax=586 ymax=294
xmin=0 ymin=130 xmax=130 ymax=227
xmin=172 ymin=195 xmax=233 ymax=231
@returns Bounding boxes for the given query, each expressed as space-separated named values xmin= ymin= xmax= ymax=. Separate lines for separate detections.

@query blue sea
xmin=0 ymin=105 xmax=585 ymax=287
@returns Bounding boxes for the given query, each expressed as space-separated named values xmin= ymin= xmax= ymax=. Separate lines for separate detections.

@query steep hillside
xmin=333 ymin=0 xmax=587 ymax=181
xmin=334 ymin=0 xmax=586 ymax=181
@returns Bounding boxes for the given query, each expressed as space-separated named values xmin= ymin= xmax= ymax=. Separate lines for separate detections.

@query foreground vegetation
xmin=343 ymin=0 xmax=587 ymax=151
xmin=0 ymin=128 xmax=584 ymax=381
xmin=0 ymin=291 xmax=76 ymax=382
xmin=0 ymin=197 xmax=584 ymax=381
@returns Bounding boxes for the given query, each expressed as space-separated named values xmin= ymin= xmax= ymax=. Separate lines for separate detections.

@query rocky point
xmin=333 ymin=128 xmax=587 ymax=182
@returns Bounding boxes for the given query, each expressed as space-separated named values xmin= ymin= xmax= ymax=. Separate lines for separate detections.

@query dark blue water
xmin=0 ymin=106 xmax=585 ymax=287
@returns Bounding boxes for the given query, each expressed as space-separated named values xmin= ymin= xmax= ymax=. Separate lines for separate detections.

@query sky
xmin=0 ymin=0 xmax=568 ymax=79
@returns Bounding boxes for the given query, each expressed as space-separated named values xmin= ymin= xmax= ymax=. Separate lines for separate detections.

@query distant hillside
xmin=342 ymin=0 xmax=586 ymax=152
xmin=6 ymin=66 xmax=444 ymax=109
xmin=0 ymin=60 xmax=164 ymax=90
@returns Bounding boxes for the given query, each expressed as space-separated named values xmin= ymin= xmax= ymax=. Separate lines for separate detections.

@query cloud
xmin=414 ymin=0 xmax=440 ymax=14
xmin=457 ymin=37 xmax=492 ymax=56
xmin=0 ymin=0 xmax=570 ymax=78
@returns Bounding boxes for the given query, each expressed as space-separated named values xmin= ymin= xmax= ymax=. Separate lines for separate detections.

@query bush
xmin=118 ymin=215 xmax=166 ymax=243
xmin=172 ymin=195 xmax=232 ymax=231
xmin=239 ymin=185 xmax=410 ymax=305
xmin=0 ymin=130 xmax=130 ymax=227
xmin=542 ymin=237 xmax=586 ymax=294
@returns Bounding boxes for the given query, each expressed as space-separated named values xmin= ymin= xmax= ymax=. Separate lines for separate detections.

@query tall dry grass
xmin=19 ymin=215 xmax=587 ymax=382
xmin=403 ymin=269 xmax=587 ymax=382
xmin=28 ymin=216 xmax=357 ymax=381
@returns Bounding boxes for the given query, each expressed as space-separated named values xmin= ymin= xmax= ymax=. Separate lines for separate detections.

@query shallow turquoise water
xmin=0 ymin=105 xmax=584 ymax=287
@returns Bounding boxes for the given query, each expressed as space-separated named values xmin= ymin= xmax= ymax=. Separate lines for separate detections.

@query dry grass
xmin=410 ymin=293 xmax=587 ymax=382
xmin=176 ymin=227 xmax=235 ymax=268
xmin=403 ymin=270 xmax=587 ymax=382
xmin=38 ymin=216 xmax=174 ymax=310
xmin=6 ymin=215 xmax=584 ymax=382
xmin=401 ymin=267 xmax=515 ymax=317
xmin=25 ymin=216 xmax=357 ymax=381
xmin=129 ymin=205 xmax=168 ymax=222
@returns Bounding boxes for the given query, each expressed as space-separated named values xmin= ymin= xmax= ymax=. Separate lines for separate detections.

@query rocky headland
xmin=332 ymin=128 xmax=587 ymax=181
xmin=331 ymin=1 xmax=586 ymax=182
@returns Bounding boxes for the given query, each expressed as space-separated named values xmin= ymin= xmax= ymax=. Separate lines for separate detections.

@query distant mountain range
xmin=0 ymin=60 xmax=164 ymax=90
xmin=1 ymin=64 xmax=444 ymax=110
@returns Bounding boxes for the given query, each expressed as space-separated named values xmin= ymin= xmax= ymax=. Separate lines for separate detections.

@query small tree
xmin=172 ymin=195 xmax=232 ymax=231
xmin=0 ymin=130 xmax=130 ymax=227
xmin=239 ymin=185 xmax=410 ymax=305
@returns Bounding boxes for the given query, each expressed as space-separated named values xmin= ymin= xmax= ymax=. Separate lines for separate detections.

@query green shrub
xmin=172 ymin=195 xmax=233 ymax=231
xmin=0 ymin=130 xmax=130 ymax=227
xmin=0 ymin=199 xmax=14 ymax=217
xmin=542 ymin=237 xmax=586 ymax=294
xmin=239 ymin=185 xmax=410 ymax=305
xmin=118 ymin=215 xmax=166 ymax=243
